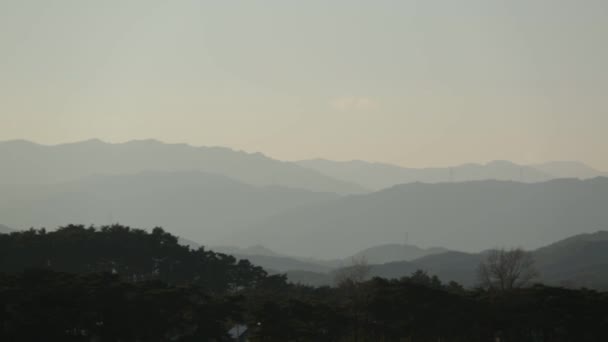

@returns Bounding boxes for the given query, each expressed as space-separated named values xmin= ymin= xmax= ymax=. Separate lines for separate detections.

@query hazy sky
xmin=1 ymin=0 xmax=607 ymax=169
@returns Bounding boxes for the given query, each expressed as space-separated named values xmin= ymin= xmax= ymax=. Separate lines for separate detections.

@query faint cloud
xmin=330 ymin=96 xmax=377 ymax=111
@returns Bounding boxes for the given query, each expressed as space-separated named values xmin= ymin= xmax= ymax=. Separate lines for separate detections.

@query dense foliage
xmin=1 ymin=225 xmax=607 ymax=341
xmin=0 ymin=270 xmax=239 ymax=341
xmin=0 ymin=225 xmax=267 ymax=293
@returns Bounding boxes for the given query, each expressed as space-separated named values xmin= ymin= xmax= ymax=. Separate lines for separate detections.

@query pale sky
xmin=1 ymin=0 xmax=607 ymax=169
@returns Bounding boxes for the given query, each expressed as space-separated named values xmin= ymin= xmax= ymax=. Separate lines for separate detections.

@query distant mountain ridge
xmin=281 ymin=231 xmax=608 ymax=290
xmin=297 ymin=159 xmax=606 ymax=191
xmin=211 ymin=243 xmax=447 ymax=273
xmin=367 ymin=231 xmax=608 ymax=289
xmin=3 ymin=138 xmax=608 ymax=278
xmin=0 ymin=139 xmax=366 ymax=194
xmin=230 ymin=254 xmax=331 ymax=273
xmin=532 ymin=161 xmax=608 ymax=180
xmin=0 ymin=171 xmax=339 ymax=245
xmin=5 ymin=139 xmax=604 ymax=195
xmin=233 ymin=177 xmax=608 ymax=259
xmin=349 ymin=243 xmax=448 ymax=264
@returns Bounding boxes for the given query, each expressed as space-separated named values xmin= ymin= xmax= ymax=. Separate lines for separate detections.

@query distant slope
xmin=0 ymin=139 xmax=366 ymax=194
xmin=237 ymin=232 xmax=608 ymax=289
xmin=0 ymin=224 xmax=13 ymax=234
xmin=349 ymin=243 xmax=448 ymax=264
xmin=368 ymin=252 xmax=484 ymax=287
xmin=211 ymin=245 xmax=331 ymax=272
xmin=0 ymin=171 xmax=338 ymax=244
xmin=532 ymin=161 xmax=608 ymax=180
xmin=234 ymin=178 xmax=608 ymax=259
xmin=211 ymin=245 xmax=280 ymax=257
xmin=231 ymin=254 xmax=331 ymax=273
xmin=533 ymin=231 xmax=608 ymax=289
xmin=282 ymin=251 xmax=484 ymax=288
xmin=212 ymin=246 xmax=338 ymax=273
xmin=362 ymin=231 xmax=608 ymax=289
xmin=297 ymin=159 xmax=553 ymax=190
xmin=212 ymin=243 xmax=447 ymax=274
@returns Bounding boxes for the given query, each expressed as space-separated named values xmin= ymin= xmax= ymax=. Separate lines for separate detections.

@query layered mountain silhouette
xmin=4 ymin=140 xmax=605 ymax=196
xmin=532 ymin=161 xmax=608 ymax=180
xmin=367 ymin=231 xmax=608 ymax=289
xmin=297 ymin=159 xmax=607 ymax=191
xmin=212 ymin=244 xmax=447 ymax=274
xmin=233 ymin=178 xmax=608 ymax=259
xmin=349 ymin=243 xmax=448 ymax=265
xmin=279 ymin=231 xmax=608 ymax=290
xmin=365 ymin=251 xmax=484 ymax=287
xmin=0 ymin=140 xmax=366 ymax=194
xmin=231 ymin=254 xmax=331 ymax=273
xmin=3 ymin=139 xmax=608 ymax=287
xmin=0 ymin=171 xmax=337 ymax=244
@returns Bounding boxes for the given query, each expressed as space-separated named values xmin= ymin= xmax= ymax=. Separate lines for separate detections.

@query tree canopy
xmin=1 ymin=225 xmax=607 ymax=341
xmin=0 ymin=224 xmax=267 ymax=293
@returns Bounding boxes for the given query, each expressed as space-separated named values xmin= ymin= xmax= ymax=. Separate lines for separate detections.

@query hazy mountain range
xmin=281 ymin=231 xmax=608 ymax=290
xmin=213 ymin=243 xmax=448 ymax=273
xmin=369 ymin=231 xmax=608 ymax=289
xmin=349 ymin=244 xmax=448 ymax=265
xmin=0 ymin=171 xmax=337 ymax=244
xmin=2 ymin=139 xmax=607 ymax=261
xmin=297 ymin=159 xmax=608 ymax=191
xmin=233 ymin=177 xmax=608 ymax=258
xmin=531 ymin=161 xmax=608 ymax=180
xmin=0 ymin=139 xmax=365 ymax=194
xmin=3 ymin=140 xmax=605 ymax=194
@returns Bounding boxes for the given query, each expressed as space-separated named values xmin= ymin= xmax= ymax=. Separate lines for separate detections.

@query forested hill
xmin=0 ymin=224 xmax=274 ymax=293
xmin=2 ymin=225 xmax=608 ymax=341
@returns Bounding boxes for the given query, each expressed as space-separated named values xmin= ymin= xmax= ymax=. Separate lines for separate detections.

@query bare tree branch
xmin=477 ymin=248 xmax=539 ymax=291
